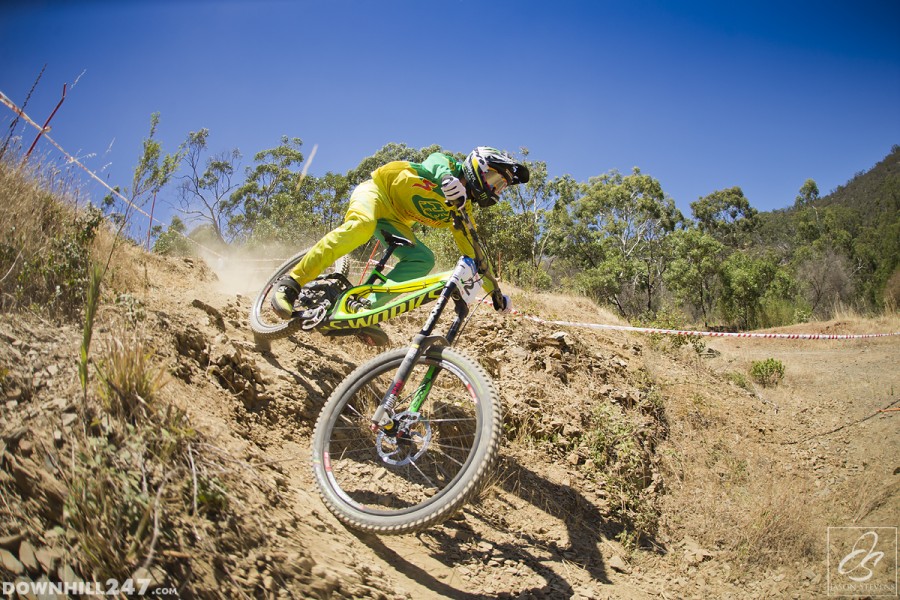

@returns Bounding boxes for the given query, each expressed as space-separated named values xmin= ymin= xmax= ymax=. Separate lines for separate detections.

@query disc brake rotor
xmin=375 ymin=411 xmax=432 ymax=466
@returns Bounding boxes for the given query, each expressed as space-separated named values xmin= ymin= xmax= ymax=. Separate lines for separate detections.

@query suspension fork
xmin=407 ymin=299 xmax=468 ymax=413
xmin=370 ymin=281 xmax=469 ymax=429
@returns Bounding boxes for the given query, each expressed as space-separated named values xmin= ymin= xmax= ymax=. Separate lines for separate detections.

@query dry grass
xmin=655 ymin=303 xmax=900 ymax=579
xmin=661 ymin=437 xmax=820 ymax=569
xmin=830 ymin=304 xmax=900 ymax=332
xmin=0 ymin=156 xmax=102 ymax=316
xmin=756 ymin=307 xmax=900 ymax=336
xmin=0 ymin=148 xmax=270 ymax=590
xmin=96 ymin=326 xmax=169 ymax=421
xmin=508 ymin=284 xmax=628 ymax=326
xmin=729 ymin=479 xmax=820 ymax=566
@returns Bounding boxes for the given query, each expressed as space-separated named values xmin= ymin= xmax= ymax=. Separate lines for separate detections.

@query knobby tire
xmin=311 ymin=346 xmax=502 ymax=535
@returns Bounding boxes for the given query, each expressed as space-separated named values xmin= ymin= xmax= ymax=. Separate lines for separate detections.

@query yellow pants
xmin=289 ymin=179 xmax=435 ymax=289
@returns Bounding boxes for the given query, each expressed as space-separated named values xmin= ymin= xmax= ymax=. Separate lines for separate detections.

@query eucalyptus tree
xmin=228 ymin=136 xmax=310 ymax=243
xmin=499 ymin=149 xmax=577 ymax=282
xmin=664 ymin=227 xmax=725 ymax=325
xmin=690 ymin=186 xmax=758 ymax=248
xmin=794 ymin=179 xmax=819 ymax=208
xmin=347 ymin=142 xmax=447 ymax=185
xmin=103 ymin=112 xmax=182 ymax=244
xmin=176 ymin=128 xmax=241 ymax=244
xmin=553 ymin=167 xmax=683 ymax=316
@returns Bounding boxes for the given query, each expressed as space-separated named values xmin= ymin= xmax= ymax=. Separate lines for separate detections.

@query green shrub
xmin=750 ymin=358 xmax=785 ymax=387
xmin=639 ymin=309 xmax=707 ymax=355
xmin=584 ymin=401 xmax=660 ymax=543
xmin=152 ymin=216 xmax=193 ymax=256
xmin=759 ymin=296 xmax=799 ymax=328
xmin=727 ymin=371 xmax=751 ymax=390
xmin=505 ymin=261 xmax=553 ymax=291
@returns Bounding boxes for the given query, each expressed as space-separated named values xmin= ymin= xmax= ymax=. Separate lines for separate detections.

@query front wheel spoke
xmin=431 ymin=431 xmax=476 ymax=444
xmin=338 ymin=405 xmax=366 ymax=422
xmin=409 ymin=456 xmax=440 ymax=490
xmin=428 ymin=445 xmax=468 ymax=468
xmin=333 ymin=447 xmax=373 ymax=460
xmin=427 ymin=417 xmax=476 ymax=424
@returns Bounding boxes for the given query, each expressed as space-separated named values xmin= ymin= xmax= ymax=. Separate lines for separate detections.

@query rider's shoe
xmin=270 ymin=276 xmax=302 ymax=320
xmin=355 ymin=325 xmax=390 ymax=347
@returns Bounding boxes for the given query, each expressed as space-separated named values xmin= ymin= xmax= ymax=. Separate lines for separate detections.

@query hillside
xmin=2 ymin=235 xmax=898 ymax=598
xmin=752 ymin=144 xmax=900 ymax=311
xmin=818 ymin=144 xmax=900 ymax=221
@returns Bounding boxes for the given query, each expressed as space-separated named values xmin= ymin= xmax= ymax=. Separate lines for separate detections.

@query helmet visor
xmin=483 ymin=169 xmax=509 ymax=196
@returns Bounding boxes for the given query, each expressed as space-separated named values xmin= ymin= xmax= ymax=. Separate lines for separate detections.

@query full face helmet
xmin=461 ymin=147 xmax=530 ymax=207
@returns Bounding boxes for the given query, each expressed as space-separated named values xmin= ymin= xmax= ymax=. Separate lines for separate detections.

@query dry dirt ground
xmin=1 ymin=247 xmax=898 ymax=599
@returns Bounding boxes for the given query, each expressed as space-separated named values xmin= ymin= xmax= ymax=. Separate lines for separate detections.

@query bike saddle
xmin=380 ymin=231 xmax=414 ymax=248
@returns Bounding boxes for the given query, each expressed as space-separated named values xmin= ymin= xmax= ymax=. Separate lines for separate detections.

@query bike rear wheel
xmin=249 ymin=248 xmax=348 ymax=341
xmin=311 ymin=346 xmax=502 ymax=534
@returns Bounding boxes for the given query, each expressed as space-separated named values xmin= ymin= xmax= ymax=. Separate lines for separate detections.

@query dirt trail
xmin=2 ymin=249 xmax=898 ymax=599
xmin=704 ymin=332 xmax=900 ymax=526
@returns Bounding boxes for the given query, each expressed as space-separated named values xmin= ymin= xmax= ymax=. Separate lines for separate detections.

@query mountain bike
xmin=248 ymin=209 xmax=506 ymax=534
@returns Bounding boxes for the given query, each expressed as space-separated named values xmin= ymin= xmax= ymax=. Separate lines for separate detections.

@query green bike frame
xmin=316 ymin=271 xmax=452 ymax=335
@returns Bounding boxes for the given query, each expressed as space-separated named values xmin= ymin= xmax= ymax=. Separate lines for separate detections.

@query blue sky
xmin=2 ymin=0 xmax=899 ymax=227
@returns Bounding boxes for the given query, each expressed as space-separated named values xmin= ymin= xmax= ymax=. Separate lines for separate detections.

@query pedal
xmin=295 ymin=305 xmax=327 ymax=330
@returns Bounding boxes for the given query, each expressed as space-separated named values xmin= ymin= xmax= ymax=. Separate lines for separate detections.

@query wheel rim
xmin=321 ymin=357 xmax=481 ymax=516
xmin=253 ymin=280 xmax=285 ymax=331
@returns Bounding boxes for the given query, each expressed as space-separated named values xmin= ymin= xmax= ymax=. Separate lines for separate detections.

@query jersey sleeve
xmin=420 ymin=152 xmax=462 ymax=183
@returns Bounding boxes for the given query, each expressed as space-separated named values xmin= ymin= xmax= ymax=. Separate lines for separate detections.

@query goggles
xmin=483 ymin=169 xmax=509 ymax=195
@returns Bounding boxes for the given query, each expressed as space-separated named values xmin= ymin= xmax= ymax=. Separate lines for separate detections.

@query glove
xmin=441 ymin=175 xmax=466 ymax=207
xmin=493 ymin=293 xmax=513 ymax=314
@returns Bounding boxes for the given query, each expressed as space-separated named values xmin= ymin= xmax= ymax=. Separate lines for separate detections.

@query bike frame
xmin=316 ymin=270 xmax=453 ymax=334
xmin=311 ymin=208 xmax=499 ymax=337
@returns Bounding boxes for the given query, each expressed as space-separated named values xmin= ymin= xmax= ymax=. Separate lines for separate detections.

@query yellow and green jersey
xmin=372 ymin=153 xmax=465 ymax=227
xmin=371 ymin=152 xmax=481 ymax=259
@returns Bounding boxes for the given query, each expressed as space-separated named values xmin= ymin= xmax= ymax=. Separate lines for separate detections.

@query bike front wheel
xmin=311 ymin=346 xmax=502 ymax=535
xmin=248 ymin=248 xmax=348 ymax=341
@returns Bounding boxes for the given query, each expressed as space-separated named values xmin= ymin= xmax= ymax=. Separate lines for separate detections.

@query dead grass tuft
xmin=729 ymin=479 xmax=820 ymax=567
xmin=96 ymin=327 xmax=169 ymax=421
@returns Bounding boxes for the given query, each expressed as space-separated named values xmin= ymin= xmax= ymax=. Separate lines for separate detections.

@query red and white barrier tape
xmin=482 ymin=299 xmax=899 ymax=340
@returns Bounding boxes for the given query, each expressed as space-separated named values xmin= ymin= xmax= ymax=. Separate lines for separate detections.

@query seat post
xmin=366 ymin=230 xmax=415 ymax=284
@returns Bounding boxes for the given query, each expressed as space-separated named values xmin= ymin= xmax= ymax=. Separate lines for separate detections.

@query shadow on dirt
xmin=259 ymin=336 xmax=357 ymax=405
xmin=492 ymin=456 xmax=654 ymax=566
xmin=351 ymin=454 xmax=661 ymax=598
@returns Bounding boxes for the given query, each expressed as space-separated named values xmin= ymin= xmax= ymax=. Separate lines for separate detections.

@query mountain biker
xmin=270 ymin=146 xmax=529 ymax=345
